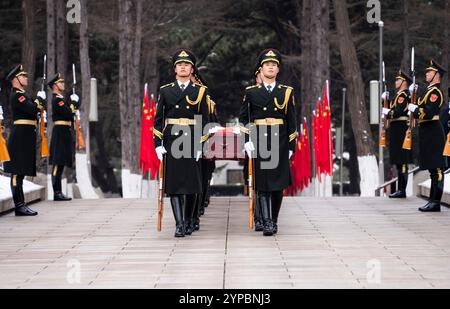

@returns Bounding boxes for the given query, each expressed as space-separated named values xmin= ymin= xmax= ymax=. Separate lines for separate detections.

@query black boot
xmin=390 ymin=165 xmax=407 ymax=198
xmin=52 ymin=166 xmax=72 ymax=201
xmin=170 ymin=195 xmax=185 ymax=237
xmin=271 ymin=191 xmax=283 ymax=235
xmin=420 ymin=169 xmax=442 ymax=212
xmin=11 ymin=175 xmax=38 ymax=217
xmin=184 ymin=194 xmax=197 ymax=235
xmin=193 ymin=194 xmax=201 ymax=232
xmin=54 ymin=192 xmax=72 ymax=201
xmin=253 ymin=192 xmax=263 ymax=232
xmin=259 ymin=192 xmax=274 ymax=236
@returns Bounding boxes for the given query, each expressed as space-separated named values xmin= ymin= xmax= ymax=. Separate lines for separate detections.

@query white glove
xmin=155 ymin=146 xmax=167 ymax=161
xmin=408 ymin=104 xmax=418 ymax=113
xmin=382 ymin=108 xmax=391 ymax=116
xmin=70 ymin=94 xmax=79 ymax=102
xmin=409 ymin=83 xmax=418 ymax=95
xmin=0 ymin=106 xmax=4 ymax=120
xmin=37 ymin=91 xmax=46 ymax=100
xmin=289 ymin=151 xmax=293 ymax=160
xmin=381 ymin=91 xmax=389 ymax=101
xmin=244 ymin=141 xmax=255 ymax=158
xmin=233 ymin=127 xmax=241 ymax=135
xmin=196 ymin=151 xmax=202 ymax=162
xmin=208 ymin=126 xmax=223 ymax=134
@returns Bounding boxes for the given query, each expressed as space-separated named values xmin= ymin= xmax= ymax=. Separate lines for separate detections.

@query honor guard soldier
xmin=3 ymin=65 xmax=46 ymax=216
xmin=153 ymin=49 xmax=210 ymax=237
xmin=381 ymin=70 xmax=413 ymax=198
xmin=408 ymin=60 xmax=447 ymax=212
xmin=239 ymin=49 xmax=298 ymax=236
xmin=48 ymin=73 xmax=80 ymax=201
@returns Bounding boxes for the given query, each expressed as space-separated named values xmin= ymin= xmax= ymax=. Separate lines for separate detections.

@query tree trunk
xmin=400 ymin=0 xmax=410 ymax=72
xmin=56 ymin=0 xmax=69 ymax=76
xmin=119 ymin=0 xmax=143 ymax=197
xmin=22 ymin=0 xmax=35 ymax=91
xmin=77 ymin=0 xmax=99 ymax=199
xmin=144 ymin=43 xmax=159 ymax=99
xmin=80 ymin=0 xmax=91 ymax=144
xmin=44 ymin=0 xmax=57 ymax=181
xmin=333 ymin=0 xmax=378 ymax=196
xmin=300 ymin=0 xmax=329 ymax=120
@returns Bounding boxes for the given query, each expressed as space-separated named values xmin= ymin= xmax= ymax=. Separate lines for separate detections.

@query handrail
xmin=375 ymin=166 xmax=420 ymax=196
xmin=375 ymin=166 xmax=450 ymax=196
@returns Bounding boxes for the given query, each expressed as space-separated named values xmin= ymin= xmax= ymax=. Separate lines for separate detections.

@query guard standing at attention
xmin=408 ymin=60 xmax=447 ymax=212
xmin=3 ymin=65 xmax=47 ymax=216
xmin=48 ymin=73 xmax=80 ymax=201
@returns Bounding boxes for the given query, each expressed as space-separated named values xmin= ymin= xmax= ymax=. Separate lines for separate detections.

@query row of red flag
xmin=286 ymin=81 xmax=334 ymax=196
xmin=139 ymin=84 xmax=160 ymax=179
xmin=139 ymin=80 xmax=335 ymax=191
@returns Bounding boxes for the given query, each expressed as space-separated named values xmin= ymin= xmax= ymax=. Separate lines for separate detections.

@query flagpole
xmin=378 ymin=21 xmax=385 ymax=191
xmin=327 ymin=80 xmax=333 ymax=178
xmin=140 ymin=83 xmax=148 ymax=199
xmin=340 ymin=88 xmax=347 ymax=196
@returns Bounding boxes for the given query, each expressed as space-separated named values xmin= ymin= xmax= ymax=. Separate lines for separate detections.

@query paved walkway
xmin=0 ymin=197 xmax=449 ymax=289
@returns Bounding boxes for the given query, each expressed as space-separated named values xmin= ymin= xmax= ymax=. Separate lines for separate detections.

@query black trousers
xmin=395 ymin=164 xmax=408 ymax=193
xmin=52 ymin=165 xmax=65 ymax=194
xmin=258 ymin=190 xmax=283 ymax=223
xmin=170 ymin=194 xmax=197 ymax=225
xmin=10 ymin=175 xmax=25 ymax=206
xmin=429 ymin=168 xmax=444 ymax=203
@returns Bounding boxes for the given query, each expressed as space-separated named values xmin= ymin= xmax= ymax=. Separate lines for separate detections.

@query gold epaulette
xmin=160 ymin=83 xmax=175 ymax=89
xmin=246 ymin=84 xmax=261 ymax=90
xmin=194 ymin=83 xmax=207 ymax=89
xmin=279 ymin=84 xmax=293 ymax=90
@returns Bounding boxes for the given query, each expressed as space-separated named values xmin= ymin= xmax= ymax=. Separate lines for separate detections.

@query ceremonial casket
xmin=204 ymin=127 xmax=246 ymax=161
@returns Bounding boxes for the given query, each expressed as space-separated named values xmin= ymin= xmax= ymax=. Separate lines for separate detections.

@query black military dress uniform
xmin=239 ymin=49 xmax=298 ymax=236
xmin=48 ymin=73 xmax=79 ymax=201
xmin=3 ymin=65 xmax=46 ymax=216
xmin=386 ymin=70 xmax=413 ymax=198
xmin=413 ymin=60 xmax=447 ymax=212
xmin=153 ymin=49 xmax=210 ymax=237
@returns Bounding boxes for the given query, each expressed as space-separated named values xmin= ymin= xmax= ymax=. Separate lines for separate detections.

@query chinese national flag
xmin=303 ymin=118 xmax=311 ymax=188
xmin=315 ymin=100 xmax=325 ymax=178
xmin=287 ymin=136 xmax=302 ymax=196
xmin=139 ymin=84 xmax=160 ymax=179
xmin=323 ymin=81 xmax=333 ymax=176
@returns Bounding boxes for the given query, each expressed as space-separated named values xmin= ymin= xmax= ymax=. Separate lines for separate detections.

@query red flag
xmin=287 ymin=136 xmax=301 ymax=195
xmin=303 ymin=118 xmax=311 ymax=188
xmin=323 ymin=81 xmax=333 ymax=176
xmin=139 ymin=84 xmax=160 ymax=178
xmin=312 ymin=110 xmax=321 ymax=181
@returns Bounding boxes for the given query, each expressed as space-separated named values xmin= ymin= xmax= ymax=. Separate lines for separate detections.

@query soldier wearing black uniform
xmin=48 ymin=73 xmax=80 ymax=201
xmin=381 ymin=70 xmax=413 ymax=198
xmin=153 ymin=49 xmax=210 ymax=237
xmin=3 ymin=65 xmax=47 ymax=216
xmin=239 ymin=49 xmax=298 ymax=236
xmin=408 ymin=60 xmax=447 ymax=212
